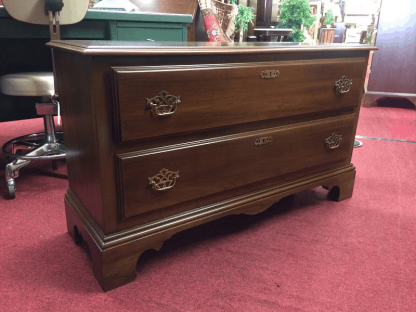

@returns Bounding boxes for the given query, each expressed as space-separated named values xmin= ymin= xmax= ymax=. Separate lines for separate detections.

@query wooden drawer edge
xmin=112 ymin=57 xmax=367 ymax=76
xmin=116 ymin=114 xmax=356 ymax=160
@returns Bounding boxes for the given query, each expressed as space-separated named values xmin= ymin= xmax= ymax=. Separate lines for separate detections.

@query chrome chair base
xmin=6 ymin=179 xmax=16 ymax=199
xmin=354 ymin=139 xmax=363 ymax=148
xmin=2 ymin=113 xmax=65 ymax=199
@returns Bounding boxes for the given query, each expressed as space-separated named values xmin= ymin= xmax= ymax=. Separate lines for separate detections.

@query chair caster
xmin=6 ymin=179 xmax=16 ymax=199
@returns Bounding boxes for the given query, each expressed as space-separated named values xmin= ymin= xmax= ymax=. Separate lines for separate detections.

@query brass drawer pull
xmin=146 ymin=90 xmax=181 ymax=116
xmin=148 ymin=168 xmax=180 ymax=191
xmin=254 ymin=136 xmax=273 ymax=145
xmin=334 ymin=76 xmax=352 ymax=94
xmin=325 ymin=133 xmax=342 ymax=149
xmin=260 ymin=70 xmax=280 ymax=79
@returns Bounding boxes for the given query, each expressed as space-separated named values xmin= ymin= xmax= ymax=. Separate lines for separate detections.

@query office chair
xmin=0 ymin=0 xmax=89 ymax=198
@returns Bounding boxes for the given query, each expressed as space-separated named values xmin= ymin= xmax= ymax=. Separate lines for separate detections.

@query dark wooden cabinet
xmin=364 ymin=0 xmax=416 ymax=107
xmin=319 ymin=28 xmax=336 ymax=43
xmin=255 ymin=0 xmax=273 ymax=27
xmin=333 ymin=23 xmax=346 ymax=43
xmin=48 ymin=41 xmax=375 ymax=291
xmin=0 ymin=7 xmax=191 ymax=122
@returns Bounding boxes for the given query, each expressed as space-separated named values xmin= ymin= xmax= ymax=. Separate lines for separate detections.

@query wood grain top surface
xmin=47 ymin=40 xmax=378 ymax=56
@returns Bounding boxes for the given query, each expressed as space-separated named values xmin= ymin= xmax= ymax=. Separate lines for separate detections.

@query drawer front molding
xmin=112 ymin=58 xmax=366 ymax=143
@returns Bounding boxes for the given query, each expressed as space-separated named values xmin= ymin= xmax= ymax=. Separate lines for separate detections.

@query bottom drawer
xmin=117 ymin=115 xmax=355 ymax=219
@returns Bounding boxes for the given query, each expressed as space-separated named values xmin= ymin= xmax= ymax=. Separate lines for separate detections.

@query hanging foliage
xmin=231 ymin=0 xmax=256 ymax=32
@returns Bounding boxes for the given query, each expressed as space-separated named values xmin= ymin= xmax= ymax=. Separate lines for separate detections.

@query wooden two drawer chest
xmin=48 ymin=41 xmax=376 ymax=291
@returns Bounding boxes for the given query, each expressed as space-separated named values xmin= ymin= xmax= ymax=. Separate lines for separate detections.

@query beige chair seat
xmin=0 ymin=72 xmax=54 ymax=96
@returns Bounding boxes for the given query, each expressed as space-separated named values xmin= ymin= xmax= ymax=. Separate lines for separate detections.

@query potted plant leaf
xmin=231 ymin=0 xmax=256 ymax=43
xmin=324 ymin=9 xmax=335 ymax=28
xmin=279 ymin=0 xmax=316 ymax=43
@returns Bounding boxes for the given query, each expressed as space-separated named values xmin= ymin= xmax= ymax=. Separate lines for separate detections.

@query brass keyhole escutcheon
xmin=254 ymin=136 xmax=273 ymax=146
xmin=260 ymin=70 xmax=280 ymax=79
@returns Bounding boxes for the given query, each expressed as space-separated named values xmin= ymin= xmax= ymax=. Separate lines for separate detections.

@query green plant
xmin=231 ymin=0 xmax=256 ymax=32
xmin=279 ymin=0 xmax=316 ymax=42
xmin=324 ymin=10 xmax=334 ymax=25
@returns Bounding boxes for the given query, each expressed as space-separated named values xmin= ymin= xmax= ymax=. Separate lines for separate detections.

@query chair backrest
xmin=2 ymin=0 xmax=89 ymax=25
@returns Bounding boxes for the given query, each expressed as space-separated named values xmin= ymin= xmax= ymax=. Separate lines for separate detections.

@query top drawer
xmin=112 ymin=58 xmax=366 ymax=143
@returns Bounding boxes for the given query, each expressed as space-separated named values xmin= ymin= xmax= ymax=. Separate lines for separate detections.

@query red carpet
xmin=357 ymin=106 xmax=416 ymax=141
xmin=0 ymin=109 xmax=415 ymax=311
